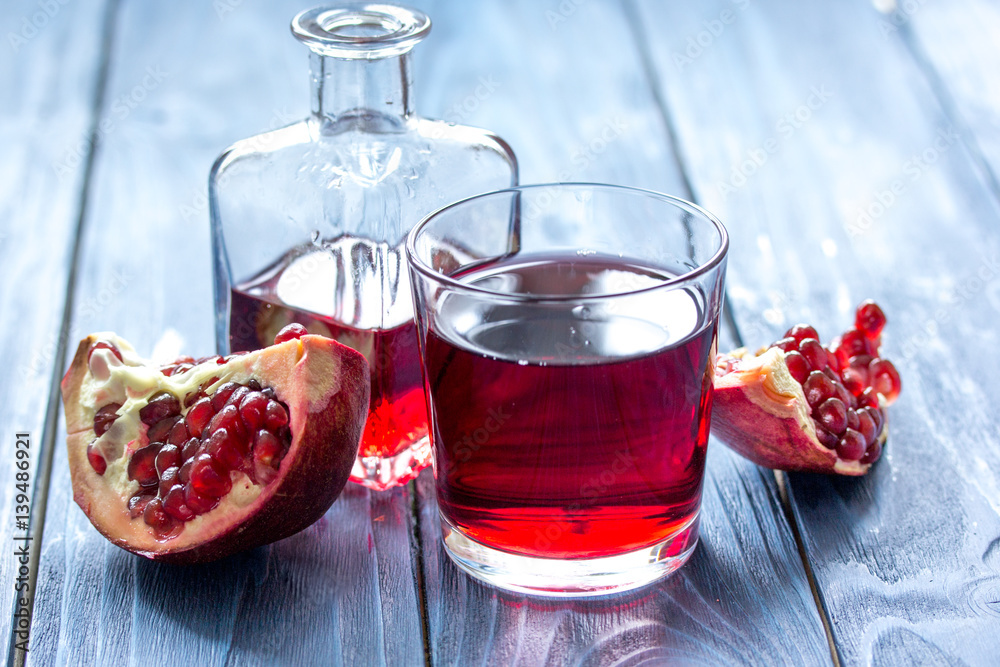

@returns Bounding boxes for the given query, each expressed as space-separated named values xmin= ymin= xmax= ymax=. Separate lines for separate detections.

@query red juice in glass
xmin=228 ymin=248 xmax=429 ymax=489
xmin=422 ymin=252 xmax=717 ymax=559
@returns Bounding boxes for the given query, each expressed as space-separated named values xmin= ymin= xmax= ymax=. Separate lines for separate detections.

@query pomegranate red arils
xmin=93 ymin=403 xmax=122 ymax=437
xmin=264 ymin=400 xmax=289 ymax=430
xmin=712 ymin=300 xmax=901 ymax=475
xmin=185 ymin=397 xmax=213 ymax=437
xmin=184 ymin=485 xmax=219 ymax=515
xmin=142 ymin=498 xmax=176 ymax=535
xmin=128 ymin=444 xmax=161 ymax=487
xmin=87 ymin=442 xmax=107 ymax=476
xmin=167 ymin=421 xmax=189 ymax=447
xmin=139 ymin=392 xmax=181 ymax=426
xmin=190 ymin=454 xmax=232 ymax=498
xmin=837 ymin=429 xmax=866 ymax=461
xmin=273 ymin=323 xmax=309 ymax=345
xmin=128 ymin=493 xmax=154 ymax=519
xmin=786 ymin=324 xmax=819 ymax=344
xmin=155 ymin=445 xmax=181 ymax=477
xmin=855 ymin=300 xmax=886 ymax=339
xmin=162 ymin=486 xmax=195 ymax=522
xmin=211 ymin=382 xmax=239 ymax=411
xmin=784 ymin=351 xmax=809 ymax=383
xmin=869 ymin=359 xmax=902 ymax=404
xmin=239 ymin=392 xmax=268 ymax=431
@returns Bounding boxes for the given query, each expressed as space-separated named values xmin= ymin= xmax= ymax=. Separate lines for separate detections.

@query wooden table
xmin=3 ymin=0 xmax=999 ymax=664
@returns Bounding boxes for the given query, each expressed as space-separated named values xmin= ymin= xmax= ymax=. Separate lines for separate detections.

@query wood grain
xmin=27 ymin=1 xmax=421 ymax=664
xmin=0 ymin=0 xmax=111 ymax=658
xmin=633 ymin=0 xmax=1000 ymax=663
xmin=410 ymin=0 xmax=831 ymax=663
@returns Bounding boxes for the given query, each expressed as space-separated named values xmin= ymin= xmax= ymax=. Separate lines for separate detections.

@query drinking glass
xmin=406 ymin=183 xmax=728 ymax=596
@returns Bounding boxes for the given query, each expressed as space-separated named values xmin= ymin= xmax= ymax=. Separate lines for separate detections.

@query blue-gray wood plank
xmin=26 ymin=1 xmax=422 ymax=665
xmin=0 ymin=0 xmax=111 ymax=659
xmin=633 ymin=0 xmax=1000 ymax=663
xmin=412 ymin=0 xmax=830 ymax=663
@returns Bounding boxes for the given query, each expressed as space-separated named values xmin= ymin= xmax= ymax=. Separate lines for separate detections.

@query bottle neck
xmin=311 ymin=52 xmax=413 ymax=128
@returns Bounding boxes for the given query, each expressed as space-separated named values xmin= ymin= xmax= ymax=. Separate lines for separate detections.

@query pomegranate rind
xmin=712 ymin=348 xmax=884 ymax=476
xmin=61 ymin=333 xmax=370 ymax=564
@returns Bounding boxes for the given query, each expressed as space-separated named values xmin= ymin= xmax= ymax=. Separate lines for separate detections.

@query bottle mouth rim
xmin=292 ymin=4 xmax=431 ymax=59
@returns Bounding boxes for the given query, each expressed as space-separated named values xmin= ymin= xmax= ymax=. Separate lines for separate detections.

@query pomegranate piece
xmin=273 ymin=323 xmax=309 ymax=345
xmin=60 ymin=332 xmax=370 ymax=563
xmin=713 ymin=301 xmax=901 ymax=475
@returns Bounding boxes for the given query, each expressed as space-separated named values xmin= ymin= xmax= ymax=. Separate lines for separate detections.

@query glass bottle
xmin=209 ymin=4 xmax=518 ymax=490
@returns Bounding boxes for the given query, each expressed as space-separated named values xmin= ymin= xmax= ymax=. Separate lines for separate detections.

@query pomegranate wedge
xmin=61 ymin=327 xmax=369 ymax=563
xmin=712 ymin=300 xmax=900 ymax=475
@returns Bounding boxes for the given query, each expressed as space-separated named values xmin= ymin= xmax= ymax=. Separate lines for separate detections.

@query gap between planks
xmin=407 ymin=479 xmax=434 ymax=667
xmin=619 ymin=0 xmax=840 ymax=664
xmin=5 ymin=1 xmax=123 ymax=665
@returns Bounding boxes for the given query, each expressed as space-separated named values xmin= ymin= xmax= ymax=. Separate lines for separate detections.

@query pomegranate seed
xmin=857 ymin=409 xmax=877 ymax=446
xmin=183 ymin=389 xmax=205 ymax=409
xmin=147 ymin=415 xmax=180 ymax=444
xmin=155 ymin=445 xmax=181 ymax=477
xmin=815 ymin=425 xmax=839 ymax=449
xmin=93 ymin=403 xmax=122 ymax=437
xmin=799 ymin=339 xmax=828 ymax=371
xmin=858 ymin=387 xmax=880 ymax=410
xmin=211 ymin=382 xmax=239 ymax=411
xmin=86 ymin=441 xmax=107 ymax=475
xmin=264 ymin=400 xmax=289 ymax=430
xmin=815 ymin=398 xmax=848 ymax=434
xmin=837 ymin=429 xmax=866 ymax=461
xmin=139 ymin=392 xmax=181 ymax=427
xmin=855 ymin=300 xmax=886 ymax=339
xmin=184 ymin=484 xmax=220 ymax=515
xmin=869 ymin=358 xmax=902 ymax=404
xmin=239 ymin=392 xmax=268 ymax=431
xmin=185 ymin=397 xmax=213 ymax=438
xmin=262 ymin=387 xmax=276 ymax=400
xmin=785 ymin=324 xmax=819 ymax=345
xmin=128 ymin=444 xmax=161 ymax=487
xmin=834 ymin=381 xmax=856 ymax=410
xmin=208 ymin=404 xmax=240 ymax=436
xmin=842 ymin=368 xmax=867 ymax=397
xmin=161 ymin=363 xmax=193 ymax=377
xmin=826 ymin=349 xmax=841 ymax=373
xmin=159 ymin=466 xmax=180 ymax=498
xmin=196 ymin=355 xmax=220 ymax=364
xmin=253 ymin=430 xmax=283 ymax=467
xmin=830 ymin=342 xmax=850 ymax=371
xmin=128 ymin=492 xmax=155 ymax=519
xmin=846 ymin=408 xmax=860 ymax=431
xmin=859 ymin=439 xmax=882 ymax=465
xmin=861 ymin=406 xmax=884 ymax=434
xmin=206 ymin=428 xmax=244 ymax=470
xmin=162 ymin=486 xmax=195 ymax=521
xmin=167 ymin=421 xmax=189 ymax=447
xmin=247 ymin=378 xmax=262 ymax=391
xmin=772 ymin=337 xmax=798 ymax=353
xmin=274 ymin=323 xmax=309 ymax=344
xmin=181 ymin=437 xmax=201 ymax=462
xmin=142 ymin=497 xmax=176 ymax=533
xmin=803 ymin=371 xmax=837 ymax=407
xmin=226 ymin=387 xmax=250 ymax=409
xmin=179 ymin=457 xmax=195 ymax=484
xmin=784 ymin=351 xmax=809 ymax=384
xmin=838 ymin=330 xmax=874 ymax=359
xmin=190 ymin=454 xmax=232 ymax=498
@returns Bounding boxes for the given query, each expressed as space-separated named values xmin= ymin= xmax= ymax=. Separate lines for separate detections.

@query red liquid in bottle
xmin=423 ymin=253 xmax=717 ymax=559
xmin=228 ymin=246 xmax=428 ymax=485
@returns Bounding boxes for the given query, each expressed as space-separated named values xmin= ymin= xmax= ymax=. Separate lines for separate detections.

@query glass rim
xmin=405 ymin=182 xmax=730 ymax=303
